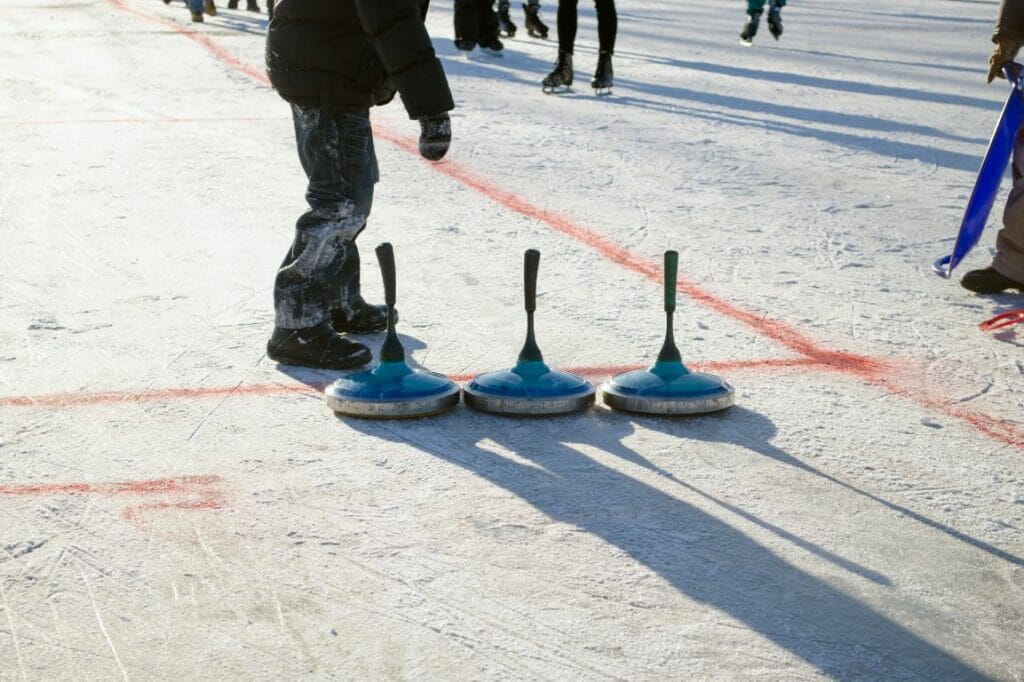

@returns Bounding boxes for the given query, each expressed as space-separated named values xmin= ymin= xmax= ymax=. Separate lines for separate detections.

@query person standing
xmin=740 ymin=0 xmax=784 ymax=45
xmin=264 ymin=0 xmax=455 ymax=368
xmin=541 ymin=0 xmax=616 ymax=93
xmin=963 ymin=0 xmax=1024 ymax=293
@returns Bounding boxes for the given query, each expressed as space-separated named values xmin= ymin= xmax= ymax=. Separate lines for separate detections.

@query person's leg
xmin=477 ymin=0 xmax=502 ymax=46
xmin=595 ymin=0 xmax=616 ymax=54
xmin=186 ymin=0 xmax=204 ymax=19
xmin=274 ymin=106 xmax=376 ymax=331
xmin=454 ymin=0 xmax=480 ymax=47
xmin=557 ymin=0 xmax=579 ymax=53
xmin=995 ymin=130 xmax=1024 ymax=283
xmin=747 ymin=0 xmax=766 ymax=13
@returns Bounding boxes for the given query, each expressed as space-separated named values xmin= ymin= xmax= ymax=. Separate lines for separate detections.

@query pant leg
xmin=557 ymin=0 xmax=579 ymax=53
xmin=595 ymin=0 xmax=616 ymax=53
xmin=454 ymin=0 xmax=481 ymax=43
xmin=477 ymin=0 xmax=501 ymax=43
xmin=274 ymin=105 xmax=378 ymax=329
xmin=747 ymin=0 xmax=766 ymax=14
xmin=187 ymin=0 xmax=204 ymax=11
xmin=995 ymin=127 xmax=1024 ymax=283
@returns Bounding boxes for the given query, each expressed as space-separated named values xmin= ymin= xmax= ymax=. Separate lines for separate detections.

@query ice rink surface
xmin=1 ymin=0 xmax=1023 ymax=678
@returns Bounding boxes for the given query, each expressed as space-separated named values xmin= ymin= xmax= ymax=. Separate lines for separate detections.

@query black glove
xmin=418 ymin=112 xmax=451 ymax=161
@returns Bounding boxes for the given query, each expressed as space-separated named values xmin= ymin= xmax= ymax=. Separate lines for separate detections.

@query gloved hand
xmin=418 ymin=112 xmax=451 ymax=161
xmin=988 ymin=36 xmax=1024 ymax=83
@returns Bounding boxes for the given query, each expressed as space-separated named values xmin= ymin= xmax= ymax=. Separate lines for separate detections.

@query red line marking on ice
xmin=99 ymin=0 xmax=1024 ymax=451
xmin=0 ymin=358 xmax=814 ymax=409
xmin=0 ymin=475 xmax=226 ymax=521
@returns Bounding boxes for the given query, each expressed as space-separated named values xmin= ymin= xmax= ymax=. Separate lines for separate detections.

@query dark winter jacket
xmin=266 ymin=0 xmax=454 ymax=119
xmin=995 ymin=0 xmax=1024 ymax=42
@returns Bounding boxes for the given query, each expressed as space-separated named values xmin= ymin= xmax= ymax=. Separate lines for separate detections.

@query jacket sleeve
xmin=353 ymin=0 xmax=455 ymax=119
xmin=995 ymin=0 xmax=1024 ymax=42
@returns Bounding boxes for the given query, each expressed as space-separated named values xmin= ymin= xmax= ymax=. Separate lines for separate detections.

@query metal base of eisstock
xmin=324 ymin=360 xmax=461 ymax=419
xmin=601 ymin=362 xmax=735 ymax=416
xmin=464 ymin=360 xmax=595 ymax=416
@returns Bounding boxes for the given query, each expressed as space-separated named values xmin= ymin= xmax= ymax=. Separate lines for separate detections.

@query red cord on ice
xmin=980 ymin=309 xmax=1024 ymax=332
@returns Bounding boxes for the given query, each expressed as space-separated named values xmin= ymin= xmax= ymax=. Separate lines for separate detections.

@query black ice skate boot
xmin=524 ymin=3 xmax=549 ymax=39
xmin=203 ymin=0 xmax=216 ymax=15
xmin=331 ymin=296 xmax=397 ymax=334
xmin=960 ymin=267 xmax=1024 ymax=294
xmin=498 ymin=3 xmax=517 ymax=38
xmin=246 ymin=0 xmax=260 ymax=11
xmin=767 ymin=0 xmax=783 ymax=40
xmin=591 ymin=50 xmax=613 ymax=94
xmin=267 ymin=321 xmax=372 ymax=369
xmin=542 ymin=50 xmax=573 ymax=92
xmin=740 ymin=11 xmax=760 ymax=45
xmin=479 ymin=36 xmax=505 ymax=57
xmin=191 ymin=10 xmax=203 ymax=21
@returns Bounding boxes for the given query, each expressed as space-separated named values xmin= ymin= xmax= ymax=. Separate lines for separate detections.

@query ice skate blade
xmin=479 ymin=47 xmax=504 ymax=58
xmin=740 ymin=38 xmax=753 ymax=46
xmin=528 ymin=30 xmax=548 ymax=39
xmin=601 ymin=385 xmax=734 ymax=415
xmin=326 ymin=383 xmax=460 ymax=419
xmin=542 ymin=85 xmax=571 ymax=94
xmin=464 ymin=386 xmax=595 ymax=416
xmin=593 ymin=86 xmax=612 ymax=96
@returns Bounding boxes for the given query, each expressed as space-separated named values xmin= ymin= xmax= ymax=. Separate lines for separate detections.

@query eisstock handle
xmin=524 ymin=249 xmax=540 ymax=313
xmin=664 ymin=250 xmax=678 ymax=313
xmin=376 ymin=242 xmax=397 ymax=308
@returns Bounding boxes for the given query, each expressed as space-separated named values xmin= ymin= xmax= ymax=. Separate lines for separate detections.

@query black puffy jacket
xmin=266 ymin=0 xmax=454 ymax=119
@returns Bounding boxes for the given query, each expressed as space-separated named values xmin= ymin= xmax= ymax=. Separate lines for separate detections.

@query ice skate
xmin=524 ymin=3 xmax=549 ymax=38
xmin=740 ymin=11 xmax=760 ymax=45
xmin=767 ymin=1 xmax=783 ymax=40
xmin=498 ymin=5 xmax=517 ymax=38
xmin=542 ymin=50 xmax=573 ymax=93
xmin=190 ymin=9 xmax=203 ymax=21
xmin=246 ymin=0 xmax=260 ymax=11
xmin=454 ymin=38 xmax=476 ymax=54
xmin=591 ymin=50 xmax=613 ymax=95
xmin=267 ymin=321 xmax=372 ymax=370
xmin=227 ymin=0 xmax=237 ymax=8
xmin=203 ymin=0 xmax=216 ymax=16
xmin=960 ymin=267 xmax=1024 ymax=294
xmin=479 ymin=37 xmax=504 ymax=57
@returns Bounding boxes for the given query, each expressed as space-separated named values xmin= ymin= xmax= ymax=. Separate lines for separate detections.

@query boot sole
xmin=267 ymin=347 xmax=372 ymax=370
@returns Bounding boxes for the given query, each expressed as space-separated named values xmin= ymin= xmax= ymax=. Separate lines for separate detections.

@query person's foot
xmin=478 ymin=37 xmax=504 ymax=57
xmin=960 ymin=267 xmax=1024 ymax=294
xmin=246 ymin=0 xmax=260 ymax=11
xmin=226 ymin=0 xmax=238 ymax=8
xmin=498 ymin=6 xmax=517 ymax=37
xmin=454 ymin=39 xmax=476 ymax=52
xmin=523 ymin=3 xmax=548 ymax=38
xmin=767 ymin=5 xmax=783 ymax=39
xmin=190 ymin=10 xmax=204 ymax=22
xmin=740 ymin=11 xmax=760 ymax=44
xmin=203 ymin=0 xmax=216 ymax=15
xmin=267 ymin=321 xmax=372 ymax=369
xmin=542 ymin=50 xmax=573 ymax=91
xmin=331 ymin=299 xmax=396 ymax=334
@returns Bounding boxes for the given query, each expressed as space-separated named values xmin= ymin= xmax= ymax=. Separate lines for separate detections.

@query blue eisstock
xmin=934 ymin=63 xmax=1024 ymax=278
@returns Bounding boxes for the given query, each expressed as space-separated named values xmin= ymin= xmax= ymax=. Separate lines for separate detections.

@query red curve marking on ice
xmin=0 ymin=475 xmax=226 ymax=522
xmin=98 ymin=0 xmax=1024 ymax=451
xmin=0 ymin=358 xmax=814 ymax=409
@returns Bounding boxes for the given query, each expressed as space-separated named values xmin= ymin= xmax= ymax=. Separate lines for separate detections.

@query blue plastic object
xmin=602 ymin=251 xmax=734 ymax=415
xmin=324 ymin=244 xmax=459 ymax=418
xmin=934 ymin=63 xmax=1024 ymax=278
xmin=464 ymin=250 xmax=595 ymax=415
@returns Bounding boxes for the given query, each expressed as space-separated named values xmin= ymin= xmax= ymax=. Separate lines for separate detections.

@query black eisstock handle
xmin=524 ymin=249 xmax=540 ymax=313
xmin=657 ymin=250 xmax=682 ymax=365
xmin=375 ymin=242 xmax=405 ymax=363
xmin=664 ymin=250 xmax=678 ymax=313
xmin=376 ymin=242 xmax=397 ymax=308
xmin=518 ymin=249 xmax=544 ymax=363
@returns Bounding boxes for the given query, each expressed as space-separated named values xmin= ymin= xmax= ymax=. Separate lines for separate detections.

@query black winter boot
xmin=542 ymin=50 xmax=573 ymax=91
xmin=331 ymin=296 xmax=396 ymax=333
xmin=591 ymin=51 xmax=613 ymax=92
xmin=267 ymin=321 xmax=372 ymax=369
xmin=741 ymin=11 xmax=760 ymax=44
xmin=524 ymin=3 xmax=548 ymax=38
xmin=767 ymin=1 xmax=783 ymax=39
xmin=960 ymin=267 xmax=1024 ymax=294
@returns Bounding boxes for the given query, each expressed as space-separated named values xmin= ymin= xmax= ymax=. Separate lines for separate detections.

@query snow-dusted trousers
xmin=274 ymin=105 xmax=379 ymax=329
xmin=996 ymin=127 xmax=1024 ymax=283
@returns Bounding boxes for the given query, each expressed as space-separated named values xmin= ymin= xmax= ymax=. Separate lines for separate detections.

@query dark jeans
xmin=454 ymin=0 xmax=500 ymax=45
xmin=557 ymin=0 xmax=617 ymax=54
xmin=274 ymin=105 xmax=379 ymax=329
